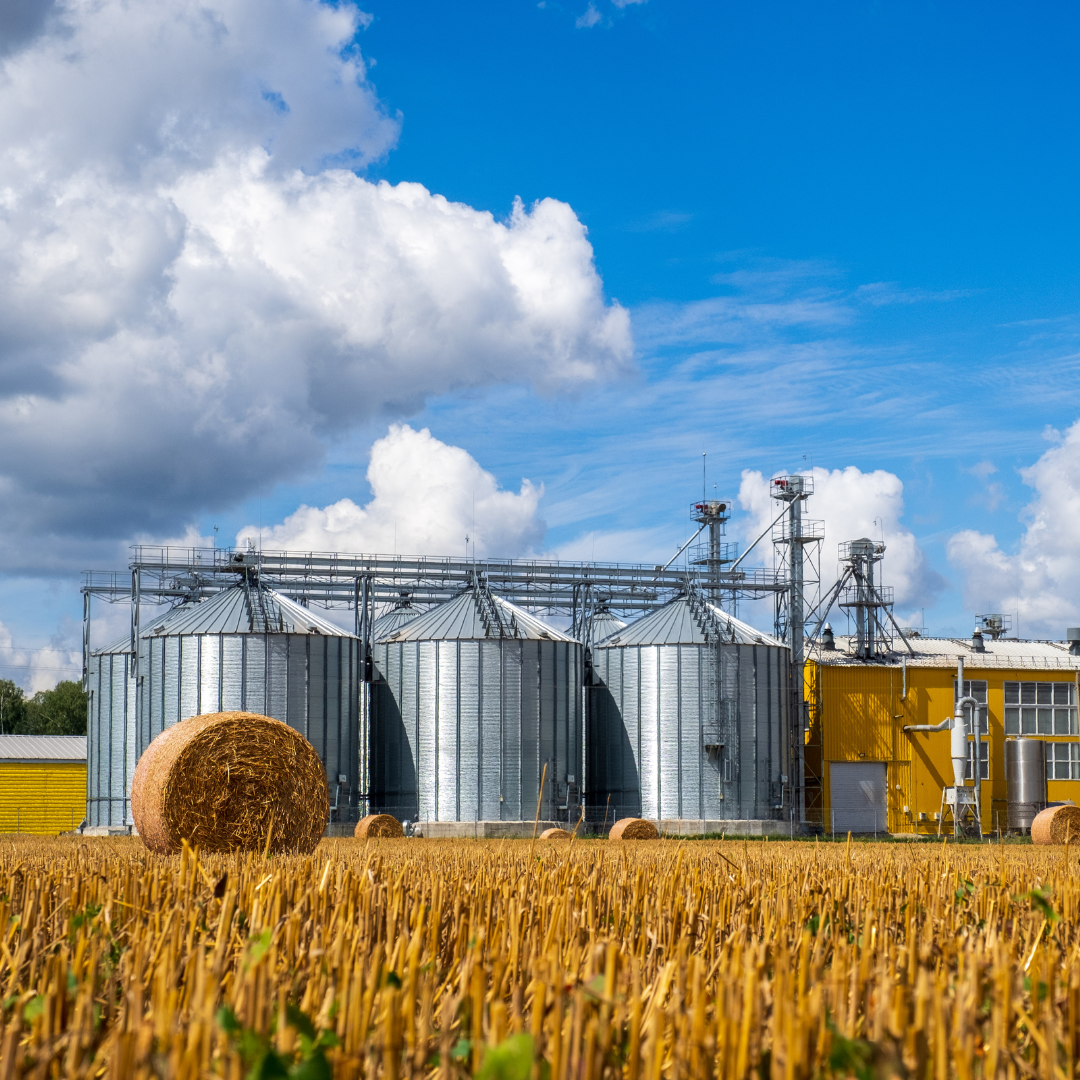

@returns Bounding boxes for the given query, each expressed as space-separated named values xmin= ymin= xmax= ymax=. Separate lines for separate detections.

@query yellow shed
xmin=0 ymin=735 xmax=87 ymax=835
xmin=806 ymin=634 xmax=1080 ymax=835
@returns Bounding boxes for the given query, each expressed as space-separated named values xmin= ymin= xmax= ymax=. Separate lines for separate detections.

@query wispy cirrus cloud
xmin=855 ymin=281 xmax=974 ymax=306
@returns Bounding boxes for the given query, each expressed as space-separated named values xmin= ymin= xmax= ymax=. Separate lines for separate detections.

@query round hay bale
xmin=609 ymin=817 xmax=659 ymax=841
xmin=538 ymin=827 xmax=572 ymax=840
xmin=1031 ymin=804 xmax=1080 ymax=845
xmin=131 ymin=712 xmax=328 ymax=855
xmin=354 ymin=814 xmax=404 ymax=839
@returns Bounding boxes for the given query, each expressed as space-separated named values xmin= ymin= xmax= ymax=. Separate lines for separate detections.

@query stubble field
xmin=0 ymin=834 xmax=1077 ymax=1079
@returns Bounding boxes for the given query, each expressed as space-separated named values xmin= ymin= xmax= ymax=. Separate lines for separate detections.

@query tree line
xmin=0 ymin=680 xmax=88 ymax=737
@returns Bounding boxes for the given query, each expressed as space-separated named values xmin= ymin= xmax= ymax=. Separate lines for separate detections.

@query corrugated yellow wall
xmin=0 ymin=763 xmax=86 ymax=835
xmin=806 ymin=663 xmax=912 ymax=832
xmin=807 ymin=660 xmax=1080 ymax=834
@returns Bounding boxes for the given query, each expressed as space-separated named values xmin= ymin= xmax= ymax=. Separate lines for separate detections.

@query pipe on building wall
xmin=904 ymin=660 xmax=977 ymax=785
xmin=904 ymin=717 xmax=950 ymax=732
xmin=903 ymin=656 xmax=981 ymax=835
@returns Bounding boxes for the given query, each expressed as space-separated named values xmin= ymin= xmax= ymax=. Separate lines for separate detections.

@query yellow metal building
xmin=0 ymin=735 xmax=87 ymax=835
xmin=806 ymin=634 xmax=1080 ymax=834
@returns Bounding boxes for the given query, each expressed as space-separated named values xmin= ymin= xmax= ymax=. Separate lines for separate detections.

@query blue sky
xmin=2 ymin=0 xmax=1080 ymax=683
xmin=226 ymin=0 xmax=1080 ymax=625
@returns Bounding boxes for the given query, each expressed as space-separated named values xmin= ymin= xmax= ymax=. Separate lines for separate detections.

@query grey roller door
xmin=830 ymin=762 xmax=887 ymax=834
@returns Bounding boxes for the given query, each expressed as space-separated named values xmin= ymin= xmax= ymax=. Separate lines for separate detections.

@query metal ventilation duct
xmin=365 ymin=583 xmax=583 ymax=823
xmin=587 ymin=592 xmax=791 ymax=824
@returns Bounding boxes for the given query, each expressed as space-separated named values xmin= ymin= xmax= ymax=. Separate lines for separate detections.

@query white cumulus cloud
xmin=737 ymin=465 xmax=943 ymax=619
xmin=246 ymin=425 xmax=545 ymax=559
xmin=947 ymin=419 xmax=1080 ymax=637
xmin=0 ymin=0 xmax=631 ymax=571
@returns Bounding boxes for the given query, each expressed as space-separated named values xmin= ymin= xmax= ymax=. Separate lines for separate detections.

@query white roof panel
xmin=0 ymin=735 xmax=87 ymax=762
xmin=815 ymin=634 xmax=1080 ymax=671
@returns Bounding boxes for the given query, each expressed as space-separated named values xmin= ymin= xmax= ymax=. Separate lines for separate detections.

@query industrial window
xmin=1004 ymin=682 xmax=1077 ymax=736
xmin=965 ymin=740 xmax=989 ymax=780
xmin=1045 ymin=742 xmax=1080 ymax=781
xmin=954 ymin=679 xmax=988 ymax=734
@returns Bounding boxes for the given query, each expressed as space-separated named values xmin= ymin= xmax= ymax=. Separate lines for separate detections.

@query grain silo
xmin=86 ymin=605 xmax=188 ymax=828
xmin=587 ymin=590 xmax=791 ymax=828
xmin=371 ymin=594 xmax=420 ymax=640
xmin=585 ymin=600 xmax=626 ymax=646
xmin=359 ymin=594 xmax=420 ymax=817
xmin=138 ymin=581 xmax=361 ymax=821
xmin=367 ymin=581 xmax=582 ymax=830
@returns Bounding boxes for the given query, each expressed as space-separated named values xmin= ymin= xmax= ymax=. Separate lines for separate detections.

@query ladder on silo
xmin=688 ymin=585 xmax=733 ymax=776
xmin=473 ymin=574 xmax=519 ymax=639
xmin=244 ymin=576 xmax=269 ymax=633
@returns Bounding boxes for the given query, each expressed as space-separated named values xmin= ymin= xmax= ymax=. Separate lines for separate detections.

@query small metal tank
xmin=367 ymin=581 xmax=583 ymax=824
xmin=1005 ymin=737 xmax=1047 ymax=833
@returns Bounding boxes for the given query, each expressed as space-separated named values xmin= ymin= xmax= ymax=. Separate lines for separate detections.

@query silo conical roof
xmin=596 ymin=593 xmax=784 ymax=648
xmin=383 ymin=585 xmax=577 ymax=642
xmin=587 ymin=603 xmax=626 ymax=643
xmin=372 ymin=599 xmax=420 ymax=641
xmin=95 ymin=603 xmax=194 ymax=655
xmin=141 ymin=582 xmax=354 ymax=638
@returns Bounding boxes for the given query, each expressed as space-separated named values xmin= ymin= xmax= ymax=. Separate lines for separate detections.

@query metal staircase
xmin=472 ymin=574 xmax=520 ymax=639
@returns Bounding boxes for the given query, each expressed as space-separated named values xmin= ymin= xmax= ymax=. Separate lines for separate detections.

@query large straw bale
xmin=131 ymin=712 xmax=328 ymax=855
xmin=1031 ymin=803 xmax=1080 ymax=845
xmin=538 ymin=827 xmax=572 ymax=840
xmin=609 ymin=817 xmax=659 ymax=841
xmin=354 ymin=814 xmax=404 ymax=839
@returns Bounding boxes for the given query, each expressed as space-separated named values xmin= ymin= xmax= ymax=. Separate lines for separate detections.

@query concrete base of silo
xmin=416 ymin=820 xmax=570 ymax=839
xmin=81 ymin=825 xmax=133 ymax=837
xmin=409 ymin=818 xmax=797 ymax=839
xmin=657 ymin=818 xmax=796 ymax=838
xmin=323 ymin=822 xmax=358 ymax=838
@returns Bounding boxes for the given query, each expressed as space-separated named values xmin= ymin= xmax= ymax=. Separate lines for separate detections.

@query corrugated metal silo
xmin=587 ymin=591 xmax=791 ymax=824
xmin=86 ymin=605 xmax=188 ymax=827
xmin=368 ymin=582 xmax=582 ymax=824
xmin=138 ymin=581 xmax=361 ymax=820
xmin=359 ymin=595 xmax=421 ymax=814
